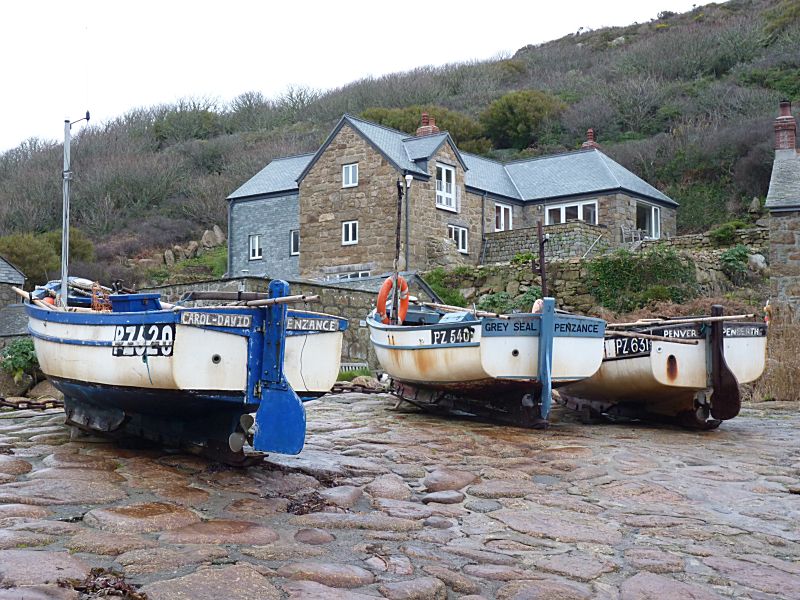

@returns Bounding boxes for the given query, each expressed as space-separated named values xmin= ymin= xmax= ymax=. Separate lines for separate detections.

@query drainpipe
xmin=226 ymin=199 xmax=233 ymax=278
xmin=480 ymin=192 xmax=487 ymax=264
xmin=404 ymin=172 xmax=410 ymax=271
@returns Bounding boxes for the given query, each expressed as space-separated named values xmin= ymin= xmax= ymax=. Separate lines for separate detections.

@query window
xmin=336 ymin=271 xmax=371 ymax=280
xmin=290 ymin=230 xmax=300 ymax=256
xmin=495 ymin=203 xmax=513 ymax=232
xmin=436 ymin=164 xmax=457 ymax=211
xmin=636 ymin=202 xmax=661 ymax=239
xmin=447 ymin=225 xmax=468 ymax=254
xmin=342 ymin=163 xmax=358 ymax=188
xmin=544 ymin=200 xmax=598 ymax=226
xmin=342 ymin=220 xmax=358 ymax=245
xmin=248 ymin=234 xmax=262 ymax=260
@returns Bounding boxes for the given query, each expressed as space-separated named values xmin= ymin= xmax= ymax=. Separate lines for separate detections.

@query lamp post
xmin=403 ymin=174 xmax=413 ymax=271
xmin=60 ymin=111 xmax=90 ymax=307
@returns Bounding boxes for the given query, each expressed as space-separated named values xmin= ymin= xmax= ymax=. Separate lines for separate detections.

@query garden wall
xmin=482 ymin=222 xmax=612 ymax=263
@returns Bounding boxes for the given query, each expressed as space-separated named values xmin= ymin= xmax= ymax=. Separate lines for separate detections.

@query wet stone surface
xmin=0 ymin=397 xmax=798 ymax=598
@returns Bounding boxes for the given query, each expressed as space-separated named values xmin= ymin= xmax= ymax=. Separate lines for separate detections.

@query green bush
xmin=477 ymin=287 xmax=542 ymax=314
xmin=710 ymin=220 xmax=748 ymax=245
xmin=421 ymin=268 xmax=467 ymax=307
xmin=587 ymin=247 xmax=697 ymax=312
xmin=480 ymin=90 xmax=566 ymax=150
xmin=0 ymin=339 xmax=39 ymax=384
xmin=337 ymin=367 xmax=373 ymax=382
xmin=720 ymin=244 xmax=750 ymax=284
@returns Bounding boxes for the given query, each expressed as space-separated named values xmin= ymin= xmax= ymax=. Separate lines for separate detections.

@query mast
xmin=60 ymin=112 xmax=89 ymax=307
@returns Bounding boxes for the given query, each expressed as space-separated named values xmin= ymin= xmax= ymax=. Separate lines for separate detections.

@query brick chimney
xmin=774 ymin=100 xmax=797 ymax=152
xmin=581 ymin=128 xmax=599 ymax=149
xmin=416 ymin=112 xmax=440 ymax=137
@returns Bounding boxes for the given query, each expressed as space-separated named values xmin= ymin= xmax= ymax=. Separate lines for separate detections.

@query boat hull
xmin=561 ymin=322 xmax=768 ymax=420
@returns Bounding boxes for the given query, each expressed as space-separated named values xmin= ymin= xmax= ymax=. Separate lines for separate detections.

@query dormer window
xmin=436 ymin=164 xmax=457 ymax=212
xmin=342 ymin=163 xmax=358 ymax=188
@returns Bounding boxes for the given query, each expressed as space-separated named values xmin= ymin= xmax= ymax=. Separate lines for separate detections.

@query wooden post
xmin=537 ymin=221 xmax=548 ymax=297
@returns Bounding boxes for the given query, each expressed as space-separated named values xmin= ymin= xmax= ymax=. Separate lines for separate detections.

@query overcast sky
xmin=0 ymin=0 xmax=700 ymax=153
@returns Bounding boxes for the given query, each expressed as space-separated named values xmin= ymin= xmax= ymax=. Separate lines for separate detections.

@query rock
xmin=748 ymin=253 xmax=767 ymax=273
xmin=0 ymin=371 xmax=33 ymax=398
xmin=625 ymin=548 xmax=684 ymax=573
xmin=213 ymin=224 xmax=226 ymax=245
xmin=0 ymin=456 xmax=32 ymax=476
xmin=422 ymin=469 xmax=478 ymax=492
xmin=422 ymin=566 xmax=481 ymax=594
xmin=290 ymin=512 xmax=422 ymax=532
xmin=0 ymin=550 xmax=90 ymax=586
xmin=83 ymin=502 xmax=201 ymax=533
xmin=28 ymin=467 xmax=125 ymax=483
xmin=467 ymin=479 xmax=540 ymax=498
xmin=349 ymin=375 xmax=381 ymax=389
xmin=224 ymin=497 xmax=288 ymax=517
xmin=421 ymin=490 xmax=464 ymax=504
xmin=620 ymin=572 xmax=723 ymax=599
xmin=0 ymin=530 xmax=54 ymax=550
xmin=423 ymin=516 xmax=454 ymax=529
xmin=378 ymin=577 xmax=447 ymax=600
xmin=66 ymin=529 xmax=157 ymax=555
xmin=496 ymin=578 xmax=593 ymax=599
xmin=748 ymin=196 xmax=762 ymax=213
xmin=0 ymin=504 xmax=48 ymax=519
xmin=164 ymin=249 xmax=175 ymax=267
xmin=241 ymin=542 xmax=327 ymax=561
xmin=462 ymin=564 xmax=531 ymax=581
xmin=491 ymin=509 xmax=622 ymax=544
xmin=464 ymin=499 xmax=502 ymax=513
xmin=201 ymin=229 xmax=217 ymax=248
xmin=277 ymin=562 xmax=375 ymax=588
xmin=140 ymin=565 xmax=281 ymax=600
xmin=0 ymin=586 xmax=79 ymax=600
xmin=172 ymin=245 xmax=187 ymax=260
xmin=319 ymin=485 xmax=363 ymax=508
xmin=372 ymin=498 xmax=432 ymax=520
xmin=365 ymin=473 xmax=412 ymax=501
xmin=159 ymin=520 xmax=279 ymax=544
xmin=281 ymin=580 xmax=378 ymax=599
xmin=532 ymin=552 xmax=617 ymax=581
xmin=41 ymin=452 xmax=118 ymax=470
xmin=444 ymin=545 xmax=517 ymax=565
xmin=0 ymin=478 xmax=126 ymax=505
xmin=117 ymin=546 xmax=228 ymax=576
xmin=703 ymin=555 xmax=800 ymax=596
xmin=25 ymin=380 xmax=63 ymax=401
xmin=294 ymin=528 xmax=336 ymax=545
xmin=185 ymin=240 xmax=199 ymax=258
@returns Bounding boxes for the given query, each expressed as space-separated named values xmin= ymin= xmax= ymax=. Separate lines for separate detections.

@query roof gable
xmin=0 ymin=256 xmax=24 ymax=285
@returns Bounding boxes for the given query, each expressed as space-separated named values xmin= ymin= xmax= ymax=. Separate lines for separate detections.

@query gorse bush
xmin=422 ymin=268 xmax=467 ymax=307
xmin=478 ymin=287 xmax=542 ymax=314
xmin=588 ymin=246 xmax=697 ymax=312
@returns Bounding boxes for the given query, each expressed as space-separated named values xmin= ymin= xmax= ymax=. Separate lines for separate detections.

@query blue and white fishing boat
xmin=19 ymin=116 xmax=348 ymax=463
xmin=367 ymin=294 xmax=606 ymax=427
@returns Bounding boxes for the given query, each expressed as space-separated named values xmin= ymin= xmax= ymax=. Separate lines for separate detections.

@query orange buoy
xmin=376 ymin=276 xmax=409 ymax=325
xmin=43 ymin=296 xmax=55 ymax=305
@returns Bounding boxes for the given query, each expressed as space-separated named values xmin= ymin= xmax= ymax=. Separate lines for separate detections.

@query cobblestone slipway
xmin=0 ymin=395 xmax=798 ymax=599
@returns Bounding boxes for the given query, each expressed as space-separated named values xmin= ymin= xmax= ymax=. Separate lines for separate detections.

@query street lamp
xmin=403 ymin=174 xmax=413 ymax=271
xmin=60 ymin=111 xmax=90 ymax=307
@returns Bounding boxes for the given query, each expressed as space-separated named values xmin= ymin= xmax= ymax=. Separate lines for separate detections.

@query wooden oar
xmin=418 ymin=301 xmax=510 ymax=319
xmin=244 ymin=294 xmax=319 ymax=307
xmin=608 ymin=314 xmax=756 ymax=328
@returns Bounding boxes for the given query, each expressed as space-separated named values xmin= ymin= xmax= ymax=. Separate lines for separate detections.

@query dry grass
xmin=746 ymin=323 xmax=800 ymax=403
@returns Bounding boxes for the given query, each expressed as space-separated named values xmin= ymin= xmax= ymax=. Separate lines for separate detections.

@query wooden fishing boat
xmin=367 ymin=294 xmax=606 ymax=426
xmin=560 ymin=307 xmax=767 ymax=429
xmin=23 ymin=280 xmax=347 ymax=463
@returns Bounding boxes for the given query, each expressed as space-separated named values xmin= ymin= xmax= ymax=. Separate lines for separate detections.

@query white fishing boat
xmin=560 ymin=307 xmax=768 ymax=429
xmin=367 ymin=291 xmax=606 ymax=426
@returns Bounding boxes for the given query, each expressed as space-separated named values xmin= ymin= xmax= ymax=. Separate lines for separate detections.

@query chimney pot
xmin=421 ymin=112 xmax=429 ymax=126
xmin=780 ymin=100 xmax=792 ymax=117
xmin=415 ymin=112 xmax=440 ymax=137
xmin=581 ymin=127 xmax=599 ymax=148
xmin=774 ymin=100 xmax=797 ymax=151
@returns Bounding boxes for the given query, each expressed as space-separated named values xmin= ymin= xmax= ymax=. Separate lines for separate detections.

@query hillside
xmin=0 ymin=0 xmax=797 ymax=287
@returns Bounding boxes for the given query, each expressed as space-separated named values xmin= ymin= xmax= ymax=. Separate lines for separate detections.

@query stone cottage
xmin=227 ymin=113 xmax=677 ymax=281
xmin=766 ymin=100 xmax=800 ymax=323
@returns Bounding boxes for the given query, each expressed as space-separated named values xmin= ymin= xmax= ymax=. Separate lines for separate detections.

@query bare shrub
xmin=746 ymin=324 xmax=800 ymax=402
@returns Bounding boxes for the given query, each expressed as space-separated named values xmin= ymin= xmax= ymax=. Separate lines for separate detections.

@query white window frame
xmin=290 ymin=229 xmax=300 ymax=256
xmin=544 ymin=200 xmax=598 ymax=226
xmin=336 ymin=270 xmax=371 ymax=280
xmin=447 ymin=224 xmax=468 ymax=254
xmin=342 ymin=220 xmax=358 ymax=245
xmin=342 ymin=163 xmax=358 ymax=188
xmin=495 ymin=202 xmax=513 ymax=232
xmin=436 ymin=163 xmax=458 ymax=212
xmin=636 ymin=201 xmax=661 ymax=239
xmin=248 ymin=234 xmax=262 ymax=260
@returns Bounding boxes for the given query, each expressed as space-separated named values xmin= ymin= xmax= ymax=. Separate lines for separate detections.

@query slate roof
xmin=0 ymin=257 xmax=24 ymax=285
xmin=766 ymin=149 xmax=800 ymax=210
xmin=228 ymin=115 xmax=675 ymax=206
xmin=227 ymin=153 xmax=314 ymax=200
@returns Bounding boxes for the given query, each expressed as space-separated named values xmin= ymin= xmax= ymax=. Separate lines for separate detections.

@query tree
xmin=0 ymin=233 xmax=58 ymax=287
xmin=480 ymin=90 xmax=566 ymax=150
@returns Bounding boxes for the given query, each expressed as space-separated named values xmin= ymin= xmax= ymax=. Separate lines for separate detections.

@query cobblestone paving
xmin=0 ymin=395 xmax=798 ymax=599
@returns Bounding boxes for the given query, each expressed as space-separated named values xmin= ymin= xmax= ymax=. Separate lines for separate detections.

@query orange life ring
xmin=376 ymin=276 xmax=409 ymax=325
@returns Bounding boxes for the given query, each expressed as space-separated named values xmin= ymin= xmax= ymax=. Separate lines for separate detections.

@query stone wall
xmin=0 ymin=284 xmax=20 ymax=309
xmin=482 ymin=221 xmax=612 ymax=263
xmin=641 ymin=227 xmax=769 ymax=253
xmin=769 ymin=211 xmax=800 ymax=323
xmin=145 ymin=276 xmax=437 ymax=367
